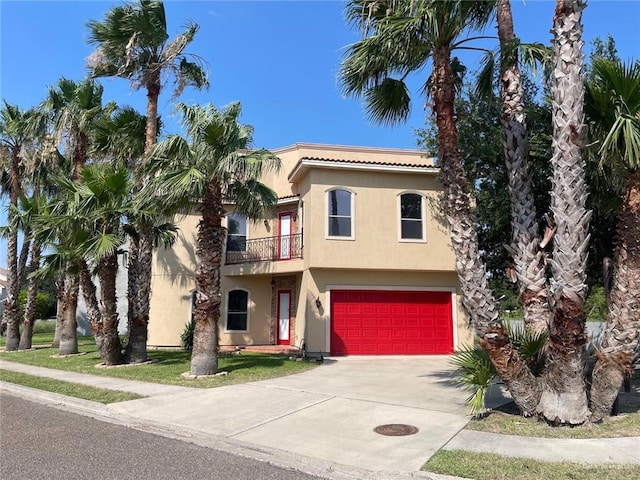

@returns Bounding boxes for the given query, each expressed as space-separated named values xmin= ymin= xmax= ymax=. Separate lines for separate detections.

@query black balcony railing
xmin=225 ymin=233 xmax=303 ymax=265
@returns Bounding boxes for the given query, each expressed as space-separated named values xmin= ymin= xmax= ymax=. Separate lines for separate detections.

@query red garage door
xmin=330 ymin=290 xmax=453 ymax=355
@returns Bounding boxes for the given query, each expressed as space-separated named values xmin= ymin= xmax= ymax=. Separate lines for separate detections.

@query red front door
xmin=330 ymin=290 xmax=453 ymax=355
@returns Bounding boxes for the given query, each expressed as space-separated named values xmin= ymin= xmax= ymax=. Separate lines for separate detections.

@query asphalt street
xmin=0 ymin=391 xmax=325 ymax=480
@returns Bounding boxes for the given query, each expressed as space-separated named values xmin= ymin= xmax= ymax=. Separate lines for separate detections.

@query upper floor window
xmin=399 ymin=193 xmax=425 ymax=241
xmin=327 ymin=188 xmax=353 ymax=238
xmin=226 ymin=289 xmax=249 ymax=331
xmin=227 ymin=213 xmax=247 ymax=252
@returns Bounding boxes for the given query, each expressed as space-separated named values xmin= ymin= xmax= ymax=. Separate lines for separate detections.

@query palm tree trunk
xmin=79 ymin=260 xmax=105 ymax=354
xmin=3 ymin=227 xmax=20 ymax=351
xmin=58 ymin=272 xmax=79 ymax=355
xmin=431 ymin=45 xmax=541 ymax=415
xmin=536 ymin=0 xmax=590 ymax=425
xmin=16 ymin=235 xmax=31 ymax=290
xmin=52 ymin=272 xmax=65 ymax=348
xmin=589 ymin=170 xmax=640 ymax=421
xmin=71 ymin=132 xmax=88 ymax=181
xmin=123 ymin=74 xmax=161 ymax=363
xmin=497 ymin=0 xmax=550 ymax=334
xmin=3 ymin=145 xmax=22 ymax=351
xmin=125 ymin=233 xmax=152 ymax=363
xmin=145 ymin=77 xmax=160 ymax=152
xmin=96 ymin=255 xmax=124 ymax=365
xmin=18 ymin=240 xmax=42 ymax=350
xmin=190 ymin=183 xmax=225 ymax=376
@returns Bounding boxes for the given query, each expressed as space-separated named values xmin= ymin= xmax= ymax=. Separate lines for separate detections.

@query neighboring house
xmin=148 ymin=144 xmax=472 ymax=355
xmin=0 ymin=266 xmax=7 ymax=317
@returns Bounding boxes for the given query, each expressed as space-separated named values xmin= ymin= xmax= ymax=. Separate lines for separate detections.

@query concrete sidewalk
xmin=1 ymin=356 xmax=639 ymax=480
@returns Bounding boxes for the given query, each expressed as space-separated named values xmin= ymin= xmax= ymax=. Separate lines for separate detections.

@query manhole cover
xmin=373 ymin=424 xmax=419 ymax=436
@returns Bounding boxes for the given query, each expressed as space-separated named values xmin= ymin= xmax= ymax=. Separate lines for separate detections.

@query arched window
xmin=399 ymin=193 xmax=425 ymax=241
xmin=226 ymin=289 xmax=249 ymax=331
xmin=327 ymin=188 xmax=354 ymax=238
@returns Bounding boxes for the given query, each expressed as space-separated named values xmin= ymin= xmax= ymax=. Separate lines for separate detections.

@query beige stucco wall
xmin=300 ymin=168 xmax=454 ymax=271
xmin=148 ymin=213 xmax=275 ymax=347
xmin=220 ymin=276 xmax=272 ymax=345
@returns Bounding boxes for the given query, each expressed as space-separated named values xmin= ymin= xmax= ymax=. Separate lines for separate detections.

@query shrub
xmin=181 ymin=319 xmax=195 ymax=351
xmin=33 ymin=319 xmax=56 ymax=334
xmin=451 ymin=346 xmax=497 ymax=416
xmin=585 ymin=286 xmax=607 ymax=320
xmin=18 ymin=290 xmax=52 ymax=321
xmin=452 ymin=325 xmax=548 ymax=415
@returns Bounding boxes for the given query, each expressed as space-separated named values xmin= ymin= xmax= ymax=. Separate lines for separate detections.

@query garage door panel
xmin=330 ymin=290 xmax=453 ymax=355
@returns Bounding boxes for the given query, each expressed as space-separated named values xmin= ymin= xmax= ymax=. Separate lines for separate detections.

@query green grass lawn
xmin=424 ymin=450 xmax=640 ymax=480
xmin=0 ymin=369 xmax=144 ymax=403
xmin=466 ymin=377 xmax=640 ymax=439
xmin=0 ymin=341 xmax=317 ymax=388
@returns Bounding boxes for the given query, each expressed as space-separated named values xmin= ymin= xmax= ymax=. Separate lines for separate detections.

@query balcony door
xmin=278 ymin=212 xmax=292 ymax=260
xmin=277 ymin=290 xmax=291 ymax=345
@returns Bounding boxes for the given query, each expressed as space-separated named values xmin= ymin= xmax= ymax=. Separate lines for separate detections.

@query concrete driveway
xmin=108 ymin=355 xmax=504 ymax=476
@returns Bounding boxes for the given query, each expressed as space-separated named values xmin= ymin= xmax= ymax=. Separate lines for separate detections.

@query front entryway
xmin=277 ymin=290 xmax=291 ymax=345
xmin=330 ymin=290 xmax=454 ymax=355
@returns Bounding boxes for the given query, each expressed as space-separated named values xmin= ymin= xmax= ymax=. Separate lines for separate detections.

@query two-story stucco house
xmin=148 ymin=143 xmax=472 ymax=355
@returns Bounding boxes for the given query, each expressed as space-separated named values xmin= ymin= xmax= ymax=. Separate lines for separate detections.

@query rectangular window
xmin=227 ymin=290 xmax=248 ymax=331
xmin=328 ymin=189 xmax=352 ymax=238
xmin=226 ymin=213 xmax=247 ymax=252
xmin=400 ymin=193 xmax=424 ymax=240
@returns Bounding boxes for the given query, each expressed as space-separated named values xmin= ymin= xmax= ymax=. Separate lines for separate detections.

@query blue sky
xmin=1 ymin=0 xmax=639 ymax=263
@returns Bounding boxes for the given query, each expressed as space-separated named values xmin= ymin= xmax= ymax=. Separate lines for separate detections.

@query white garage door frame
xmin=324 ymin=285 xmax=459 ymax=355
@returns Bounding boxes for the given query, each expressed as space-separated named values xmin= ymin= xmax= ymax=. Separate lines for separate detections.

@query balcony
xmin=225 ymin=233 xmax=302 ymax=265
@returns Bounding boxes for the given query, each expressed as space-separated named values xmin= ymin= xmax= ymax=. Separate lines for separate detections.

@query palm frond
xmin=503 ymin=320 xmax=548 ymax=360
xmin=586 ymin=58 xmax=640 ymax=170
xmin=475 ymin=50 xmax=496 ymax=101
xmin=364 ymin=78 xmax=411 ymax=125
xmin=518 ymin=42 xmax=552 ymax=81
xmin=81 ymin=232 xmax=123 ymax=261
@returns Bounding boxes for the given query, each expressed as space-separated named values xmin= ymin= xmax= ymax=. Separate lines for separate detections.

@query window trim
xmin=226 ymin=212 xmax=248 ymax=252
xmin=225 ymin=288 xmax=250 ymax=333
xmin=397 ymin=191 xmax=427 ymax=243
xmin=325 ymin=187 xmax=355 ymax=240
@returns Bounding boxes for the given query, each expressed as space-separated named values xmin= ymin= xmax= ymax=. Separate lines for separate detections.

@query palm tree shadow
xmin=420 ymin=368 xmax=513 ymax=410
xmin=221 ymin=354 xmax=306 ymax=373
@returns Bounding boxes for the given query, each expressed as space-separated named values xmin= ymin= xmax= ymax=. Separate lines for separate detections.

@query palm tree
xmin=341 ymin=0 xmax=540 ymax=416
xmin=46 ymin=78 xmax=113 ymax=180
xmin=92 ymin=106 xmax=178 ymax=362
xmin=44 ymin=77 xmax=111 ymax=355
xmin=342 ymin=0 xmax=593 ymax=424
xmin=146 ymin=102 xmax=280 ymax=376
xmin=86 ymin=0 xmax=209 ymax=363
xmin=0 ymin=102 xmax=46 ymax=351
xmin=41 ymin=164 xmax=134 ymax=364
xmin=16 ymin=193 xmax=49 ymax=350
xmin=585 ymin=59 xmax=640 ymax=421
